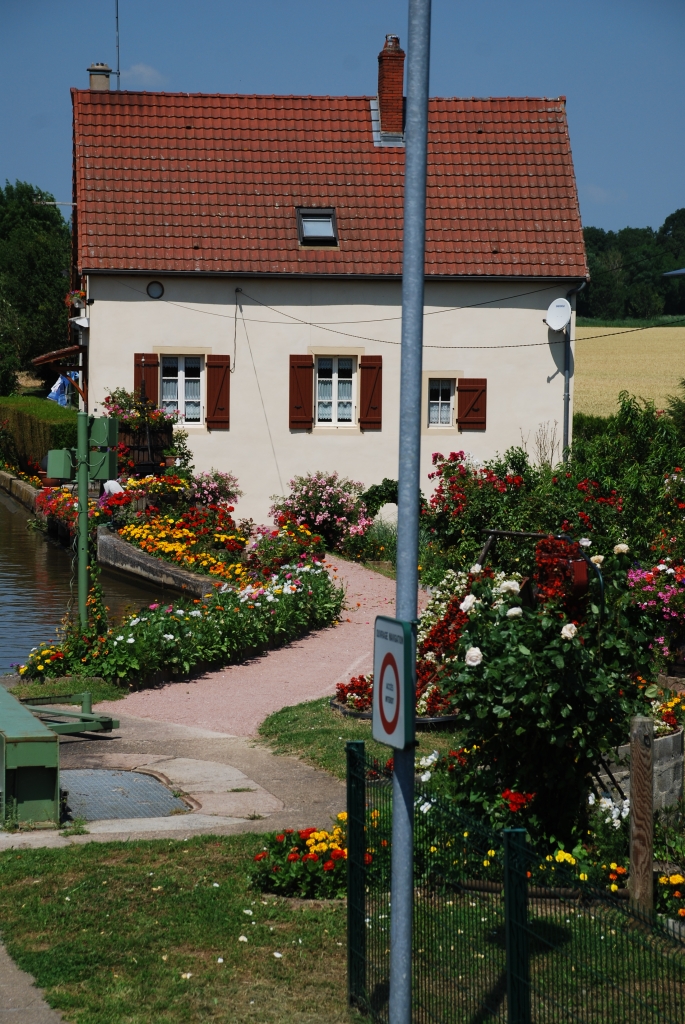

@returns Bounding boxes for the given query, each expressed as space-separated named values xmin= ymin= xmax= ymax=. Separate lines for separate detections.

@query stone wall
xmin=601 ymin=728 xmax=684 ymax=811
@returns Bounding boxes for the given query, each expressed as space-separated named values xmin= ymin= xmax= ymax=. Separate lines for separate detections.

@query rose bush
xmin=270 ymin=471 xmax=373 ymax=550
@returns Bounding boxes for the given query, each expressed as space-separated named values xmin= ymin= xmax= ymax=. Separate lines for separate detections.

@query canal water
xmin=0 ymin=491 xmax=163 ymax=674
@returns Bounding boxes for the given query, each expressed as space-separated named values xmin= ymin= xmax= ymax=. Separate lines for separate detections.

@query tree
xmin=0 ymin=297 xmax=23 ymax=395
xmin=0 ymin=181 xmax=71 ymax=367
xmin=577 ymin=209 xmax=685 ymax=320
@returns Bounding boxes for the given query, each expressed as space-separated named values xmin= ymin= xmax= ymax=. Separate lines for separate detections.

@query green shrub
xmin=0 ymin=395 xmax=77 ymax=468
xmin=572 ymin=411 xmax=614 ymax=442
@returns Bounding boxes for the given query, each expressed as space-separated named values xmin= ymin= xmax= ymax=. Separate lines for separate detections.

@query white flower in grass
xmin=238 ymin=936 xmax=248 ymax=942
xmin=657 ymin=564 xmax=667 ymax=572
xmin=459 ymin=594 xmax=477 ymax=613
xmin=470 ymin=563 xmax=482 ymax=574
xmin=189 ymin=610 xmax=202 ymax=617
xmin=506 ymin=607 xmax=523 ymax=619
xmin=116 ymin=635 xmax=124 ymax=641
xmin=560 ymin=623 xmax=578 ymax=640
xmin=497 ymin=580 xmax=520 ymax=595
xmin=465 ymin=647 xmax=483 ymax=667
xmin=590 ymin=555 xmax=604 ymax=565
xmin=578 ymin=538 xmax=592 ymax=549
xmin=273 ymin=952 xmax=283 ymax=959
xmin=587 ymin=793 xmax=596 ymax=806
xmin=420 ymin=771 xmax=432 ymax=782
xmin=126 ymin=637 xmax=135 ymax=644
xmin=163 ymin=633 xmax=175 ymax=641
xmin=129 ymin=618 xmax=140 ymax=626
xmin=419 ymin=802 xmax=432 ymax=814
xmin=613 ymin=543 xmax=629 ymax=555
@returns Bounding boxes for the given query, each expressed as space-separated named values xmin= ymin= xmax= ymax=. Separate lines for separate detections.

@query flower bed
xmin=18 ymin=561 xmax=344 ymax=684
xmin=251 ymin=815 xmax=350 ymax=898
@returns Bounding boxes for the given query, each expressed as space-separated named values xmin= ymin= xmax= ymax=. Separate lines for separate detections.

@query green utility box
xmin=47 ymin=448 xmax=74 ymax=481
xmin=0 ymin=688 xmax=60 ymax=824
xmin=89 ymin=416 xmax=119 ymax=447
xmin=89 ymin=449 xmax=118 ymax=480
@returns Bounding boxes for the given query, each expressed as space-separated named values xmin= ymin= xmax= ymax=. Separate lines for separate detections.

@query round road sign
xmin=378 ymin=651 xmax=401 ymax=733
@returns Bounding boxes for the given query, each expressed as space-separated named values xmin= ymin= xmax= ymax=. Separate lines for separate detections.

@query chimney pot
xmin=87 ymin=63 xmax=112 ymax=91
xmin=377 ymin=34 xmax=405 ymax=134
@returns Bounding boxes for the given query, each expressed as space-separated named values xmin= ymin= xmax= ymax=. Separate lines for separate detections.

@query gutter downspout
xmin=563 ymin=280 xmax=586 ymax=460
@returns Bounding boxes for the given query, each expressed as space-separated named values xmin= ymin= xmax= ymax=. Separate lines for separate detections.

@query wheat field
xmin=573 ymin=326 xmax=685 ymax=418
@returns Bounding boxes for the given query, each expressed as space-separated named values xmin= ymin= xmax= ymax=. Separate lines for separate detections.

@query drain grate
xmin=61 ymin=769 xmax=187 ymax=821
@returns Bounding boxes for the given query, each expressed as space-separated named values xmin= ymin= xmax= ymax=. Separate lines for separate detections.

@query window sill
xmin=311 ymin=424 xmax=360 ymax=435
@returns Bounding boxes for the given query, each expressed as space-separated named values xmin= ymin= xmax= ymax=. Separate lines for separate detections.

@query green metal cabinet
xmin=0 ymin=688 xmax=60 ymax=824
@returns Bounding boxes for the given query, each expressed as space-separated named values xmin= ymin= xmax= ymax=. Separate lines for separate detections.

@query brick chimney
xmin=377 ymin=35 xmax=405 ymax=134
xmin=87 ymin=63 xmax=112 ymax=91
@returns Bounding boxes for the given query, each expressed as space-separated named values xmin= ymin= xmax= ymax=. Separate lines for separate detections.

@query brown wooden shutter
xmin=457 ymin=378 xmax=487 ymax=430
xmin=289 ymin=354 xmax=314 ymax=429
xmin=133 ymin=353 xmax=160 ymax=407
xmin=359 ymin=356 xmax=382 ymax=431
xmin=206 ymin=355 xmax=230 ymax=430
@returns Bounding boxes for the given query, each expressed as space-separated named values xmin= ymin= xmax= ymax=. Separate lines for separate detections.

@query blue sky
xmin=2 ymin=0 xmax=683 ymax=233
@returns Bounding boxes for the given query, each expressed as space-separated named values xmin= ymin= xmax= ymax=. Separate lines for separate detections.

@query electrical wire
xmin=238 ymin=295 xmax=284 ymax=493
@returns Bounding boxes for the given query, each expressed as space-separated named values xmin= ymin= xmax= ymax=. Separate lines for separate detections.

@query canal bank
xmin=0 ymin=485 xmax=165 ymax=674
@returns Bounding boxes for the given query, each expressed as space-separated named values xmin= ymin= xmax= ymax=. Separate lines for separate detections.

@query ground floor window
xmin=428 ymin=378 xmax=455 ymax=426
xmin=161 ymin=356 xmax=203 ymax=423
xmin=316 ymin=356 xmax=355 ymax=424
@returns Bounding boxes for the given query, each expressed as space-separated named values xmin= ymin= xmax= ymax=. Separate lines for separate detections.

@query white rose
xmin=465 ymin=647 xmax=483 ymax=667
xmin=578 ymin=538 xmax=592 ymax=549
xmin=560 ymin=623 xmax=578 ymax=640
xmin=420 ymin=771 xmax=431 ymax=782
xmin=613 ymin=543 xmax=629 ymax=555
xmin=506 ymin=606 xmax=523 ymax=619
xmin=470 ymin=563 xmax=482 ymax=574
xmin=590 ymin=555 xmax=604 ymax=565
xmin=460 ymin=594 xmax=477 ymax=613
xmin=497 ymin=580 xmax=520 ymax=595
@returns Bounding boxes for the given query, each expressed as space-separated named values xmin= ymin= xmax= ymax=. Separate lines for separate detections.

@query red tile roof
xmin=72 ymin=90 xmax=587 ymax=279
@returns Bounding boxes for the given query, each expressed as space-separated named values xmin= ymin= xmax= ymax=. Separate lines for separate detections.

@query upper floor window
xmin=297 ymin=208 xmax=338 ymax=246
xmin=316 ymin=356 xmax=355 ymax=424
xmin=428 ymin=378 xmax=455 ymax=426
xmin=162 ymin=355 xmax=203 ymax=423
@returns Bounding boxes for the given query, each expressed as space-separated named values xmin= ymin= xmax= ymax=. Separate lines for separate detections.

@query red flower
xmin=253 ymin=851 xmax=268 ymax=861
xmin=364 ymin=853 xmax=373 ymax=865
xmin=275 ymin=834 xmax=285 ymax=843
xmin=331 ymin=848 xmax=345 ymax=860
xmin=285 ymin=829 xmax=294 ymax=834
xmin=287 ymin=853 xmax=300 ymax=862
xmin=298 ymin=828 xmax=317 ymax=840
xmin=501 ymin=788 xmax=536 ymax=813
xmin=304 ymin=852 xmax=319 ymax=862
xmin=323 ymin=860 xmax=335 ymax=872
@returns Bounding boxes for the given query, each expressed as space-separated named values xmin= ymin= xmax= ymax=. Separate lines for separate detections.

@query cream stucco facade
xmin=84 ymin=274 xmax=577 ymax=524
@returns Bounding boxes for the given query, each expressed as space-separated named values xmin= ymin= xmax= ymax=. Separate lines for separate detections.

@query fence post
xmin=629 ymin=715 xmax=654 ymax=918
xmin=347 ymin=740 xmax=366 ymax=1006
xmin=503 ymin=828 xmax=531 ymax=1024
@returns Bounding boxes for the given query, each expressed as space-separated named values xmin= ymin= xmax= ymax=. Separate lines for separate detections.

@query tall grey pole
xmin=115 ymin=0 xmax=120 ymax=89
xmin=390 ymin=1 xmax=431 ymax=1022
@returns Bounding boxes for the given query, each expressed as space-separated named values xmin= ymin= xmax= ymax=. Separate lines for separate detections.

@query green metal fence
xmin=347 ymin=741 xmax=685 ymax=1023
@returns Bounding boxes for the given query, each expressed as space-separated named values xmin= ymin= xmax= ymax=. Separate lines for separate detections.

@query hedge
xmin=0 ymin=396 xmax=77 ymax=468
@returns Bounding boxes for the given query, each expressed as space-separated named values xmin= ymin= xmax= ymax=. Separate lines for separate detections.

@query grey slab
xmin=61 ymin=768 xmax=187 ymax=821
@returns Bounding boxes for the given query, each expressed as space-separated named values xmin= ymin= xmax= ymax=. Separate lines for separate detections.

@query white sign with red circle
xmin=372 ymin=616 xmax=415 ymax=749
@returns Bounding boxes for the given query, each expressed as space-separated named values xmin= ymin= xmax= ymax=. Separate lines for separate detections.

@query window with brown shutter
xmin=359 ymin=356 xmax=382 ymax=431
xmin=134 ymin=353 xmax=160 ymax=407
xmin=289 ymin=354 xmax=314 ymax=429
xmin=457 ymin=378 xmax=487 ymax=431
xmin=206 ymin=355 xmax=230 ymax=430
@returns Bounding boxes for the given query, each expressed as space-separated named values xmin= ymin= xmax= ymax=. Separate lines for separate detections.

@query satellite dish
xmin=545 ymin=298 xmax=572 ymax=332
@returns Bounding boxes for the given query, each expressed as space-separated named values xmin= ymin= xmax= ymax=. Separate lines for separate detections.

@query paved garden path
xmin=93 ymin=559 xmax=426 ymax=736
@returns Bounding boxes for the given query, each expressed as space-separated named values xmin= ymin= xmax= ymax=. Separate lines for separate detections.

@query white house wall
xmin=85 ymin=275 xmax=576 ymax=524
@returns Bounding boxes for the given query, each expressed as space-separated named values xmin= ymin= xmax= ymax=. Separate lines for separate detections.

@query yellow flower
xmin=546 ymin=855 xmax=553 ymax=862
xmin=463 ymin=831 xmax=469 ymax=838
xmin=579 ymin=873 xmax=588 ymax=881
xmin=669 ymin=874 xmax=685 ymax=885
xmin=659 ymin=876 xmax=669 ymax=885
xmin=37 ymin=664 xmax=44 ymax=671
xmin=610 ymin=884 xmax=618 ymax=892
xmin=610 ymin=862 xmax=618 ymax=871
xmin=483 ymin=860 xmax=490 ymax=867
xmin=429 ymin=846 xmax=437 ymax=853
xmin=337 ymin=812 xmax=347 ymax=822
xmin=487 ymin=849 xmax=496 ymax=858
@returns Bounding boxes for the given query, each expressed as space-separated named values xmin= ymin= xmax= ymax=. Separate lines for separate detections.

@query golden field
xmin=574 ymin=325 xmax=685 ymax=418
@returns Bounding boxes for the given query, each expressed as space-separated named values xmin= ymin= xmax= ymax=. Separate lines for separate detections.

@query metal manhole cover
xmin=61 ymin=769 xmax=187 ymax=821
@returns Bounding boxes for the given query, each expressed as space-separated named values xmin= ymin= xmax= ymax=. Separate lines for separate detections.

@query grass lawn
xmin=8 ymin=676 xmax=127 ymax=703
xmin=574 ymin=325 xmax=685 ymax=418
xmin=0 ymin=834 xmax=364 ymax=1024
xmin=259 ymin=698 xmax=463 ymax=781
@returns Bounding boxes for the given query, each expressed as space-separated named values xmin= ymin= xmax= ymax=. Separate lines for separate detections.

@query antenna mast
xmin=115 ymin=0 xmax=120 ymax=89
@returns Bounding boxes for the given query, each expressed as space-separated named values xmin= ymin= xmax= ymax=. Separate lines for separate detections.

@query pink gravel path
xmin=95 ymin=560 xmax=429 ymax=736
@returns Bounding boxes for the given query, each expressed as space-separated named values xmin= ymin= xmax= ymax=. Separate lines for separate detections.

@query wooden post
xmin=629 ymin=716 xmax=654 ymax=918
